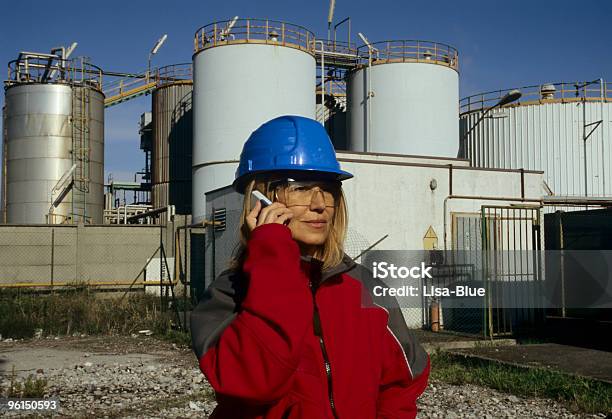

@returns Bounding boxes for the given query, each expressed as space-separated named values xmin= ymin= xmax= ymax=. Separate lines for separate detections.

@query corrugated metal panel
xmin=152 ymin=82 xmax=193 ymax=216
xmin=460 ymin=100 xmax=612 ymax=197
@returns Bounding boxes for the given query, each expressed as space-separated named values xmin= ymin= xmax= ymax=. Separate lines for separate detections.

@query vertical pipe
xmin=316 ymin=41 xmax=325 ymax=120
xmin=559 ymin=213 xmax=566 ymax=317
xmin=583 ymin=97 xmax=588 ymax=196
xmin=159 ymin=222 xmax=164 ymax=310
xmin=211 ymin=207 xmax=216 ymax=287
xmin=51 ymin=227 xmax=55 ymax=288
xmin=366 ymin=48 xmax=372 ymax=152
xmin=600 ymin=78 xmax=606 ymax=195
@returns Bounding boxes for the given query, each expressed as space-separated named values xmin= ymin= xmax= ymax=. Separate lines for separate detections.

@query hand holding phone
xmin=251 ymin=190 xmax=272 ymax=207
xmin=247 ymin=190 xmax=293 ymax=231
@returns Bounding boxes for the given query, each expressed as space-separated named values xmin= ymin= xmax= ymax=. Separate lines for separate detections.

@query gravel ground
xmin=0 ymin=336 xmax=606 ymax=418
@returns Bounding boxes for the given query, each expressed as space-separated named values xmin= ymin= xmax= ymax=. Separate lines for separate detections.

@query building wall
xmin=337 ymin=151 xmax=543 ymax=252
xmin=203 ymin=154 xmax=545 ymax=327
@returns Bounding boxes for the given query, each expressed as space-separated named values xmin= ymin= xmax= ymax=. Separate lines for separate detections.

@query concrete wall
xmin=0 ymin=225 xmax=168 ymax=287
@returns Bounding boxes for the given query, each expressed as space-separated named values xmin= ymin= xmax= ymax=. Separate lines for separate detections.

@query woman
xmin=191 ymin=115 xmax=429 ymax=418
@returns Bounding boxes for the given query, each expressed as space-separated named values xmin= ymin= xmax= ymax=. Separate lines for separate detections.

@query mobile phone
xmin=251 ymin=190 xmax=272 ymax=207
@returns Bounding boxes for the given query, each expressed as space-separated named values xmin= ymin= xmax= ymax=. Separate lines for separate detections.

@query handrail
xmin=194 ymin=18 xmax=316 ymax=54
xmin=103 ymin=63 xmax=192 ymax=107
xmin=460 ymin=80 xmax=611 ymax=113
xmin=316 ymin=39 xmax=358 ymax=56
xmin=354 ymin=40 xmax=459 ymax=71
xmin=6 ymin=55 xmax=103 ymax=90
xmin=156 ymin=63 xmax=192 ymax=87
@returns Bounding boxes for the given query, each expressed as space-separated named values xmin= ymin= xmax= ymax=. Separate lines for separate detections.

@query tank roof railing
xmin=317 ymin=39 xmax=359 ymax=56
xmin=156 ymin=63 xmax=192 ymax=87
xmin=6 ymin=54 xmax=103 ymax=90
xmin=460 ymin=80 xmax=612 ymax=113
xmin=194 ymin=18 xmax=316 ymax=55
xmin=354 ymin=40 xmax=459 ymax=71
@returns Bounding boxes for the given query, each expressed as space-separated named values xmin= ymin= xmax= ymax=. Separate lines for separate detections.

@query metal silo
xmin=460 ymin=81 xmax=612 ymax=197
xmin=3 ymin=53 xmax=105 ymax=224
xmin=347 ymin=41 xmax=459 ymax=157
xmin=192 ymin=18 xmax=316 ymax=222
xmin=152 ymin=64 xmax=193 ymax=217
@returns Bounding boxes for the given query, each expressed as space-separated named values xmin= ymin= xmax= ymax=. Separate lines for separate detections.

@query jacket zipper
xmin=311 ymin=281 xmax=340 ymax=419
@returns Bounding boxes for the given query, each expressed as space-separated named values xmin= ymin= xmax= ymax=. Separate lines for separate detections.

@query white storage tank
xmin=3 ymin=54 xmax=105 ymax=224
xmin=192 ymin=18 xmax=316 ymax=222
xmin=459 ymin=81 xmax=612 ymax=197
xmin=347 ymin=40 xmax=459 ymax=157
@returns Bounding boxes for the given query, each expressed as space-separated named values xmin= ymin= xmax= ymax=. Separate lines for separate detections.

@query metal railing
xmin=194 ymin=18 xmax=316 ymax=54
xmin=156 ymin=63 xmax=192 ymax=87
xmin=102 ymin=64 xmax=192 ymax=107
xmin=355 ymin=40 xmax=459 ymax=71
xmin=317 ymin=39 xmax=358 ymax=57
xmin=6 ymin=54 xmax=103 ymax=90
xmin=460 ymin=80 xmax=612 ymax=113
xmin=102 ymin=68 xmax=156 ymax=106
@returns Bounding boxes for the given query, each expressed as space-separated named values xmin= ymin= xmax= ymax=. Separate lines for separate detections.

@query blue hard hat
xmin=233 ymin=115 xmax=353 ymax=193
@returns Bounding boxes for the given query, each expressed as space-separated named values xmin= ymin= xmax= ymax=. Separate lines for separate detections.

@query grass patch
xmin=0 ymin=287 xmax=182 ymax=339
xmin=2 ymin=366 xmax=48 ymax=398
xmin=430 ymin=351 xmax=612 ymax=414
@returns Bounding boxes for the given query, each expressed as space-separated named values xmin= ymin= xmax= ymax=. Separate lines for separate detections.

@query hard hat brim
xmin=233 ymin=167 xmax=353 ymax=194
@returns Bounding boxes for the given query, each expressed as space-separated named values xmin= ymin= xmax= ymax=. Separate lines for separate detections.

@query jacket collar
xmin=300 ymin=253 xmax=356 ymax=283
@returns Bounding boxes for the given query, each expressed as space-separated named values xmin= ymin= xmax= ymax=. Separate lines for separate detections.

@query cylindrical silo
xmin=3 ymin=55 xmax=105 ymax=224
xmin=192 ymin=19 xmax=316 ymax=222
xmin=347 ymin=41 xmax=459 ymax=157
xmin=459 ymin=81 xmax=612 ymax=197
xmin=152 ymin=64 xmax=193 ymax=218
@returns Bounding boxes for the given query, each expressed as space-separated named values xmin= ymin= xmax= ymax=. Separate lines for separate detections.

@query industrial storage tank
xmin=3 ymin=54 xmax=105 ymax=224
xmin=460 ymin=81 xmax=612 ymax=197
xmin=347 ymin=41 xmax=459 ymax=157
xmin=192 ymin=18 xmax=316 ymax=222
xmin=152 ymin=64 xmax=193 ymax=217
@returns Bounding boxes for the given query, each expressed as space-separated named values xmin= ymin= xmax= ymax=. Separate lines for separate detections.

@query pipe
xmin=601 ymin=78 xmax=606 ymax=195
xmin=0 ymin=280 xmax=179 ymax=289
xmin=316 ymin=40 xmax=325 ymax=120
xmin=366 ymin=48 xmax=372 ymax=151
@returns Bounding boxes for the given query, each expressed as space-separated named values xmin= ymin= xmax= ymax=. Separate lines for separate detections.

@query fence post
xmin=160 ymin=223 xmax=164 ymax=311
xmin=51 ymin=228 xmax=55 ymax=288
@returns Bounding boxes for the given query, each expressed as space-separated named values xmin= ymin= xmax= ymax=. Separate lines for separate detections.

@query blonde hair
xmin=230 ymin=176 xmax=348 ymax=271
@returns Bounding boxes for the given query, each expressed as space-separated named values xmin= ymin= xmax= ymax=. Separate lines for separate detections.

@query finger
xmin=256 ymin=203 xmax=286 ymax=227
xmin=276 ymin=212 xmax=294 ymax=225
xmin=246 ymin=200 xmax=261 ymax=231
xmin=263 ymin=207 xmax=293 ymax=225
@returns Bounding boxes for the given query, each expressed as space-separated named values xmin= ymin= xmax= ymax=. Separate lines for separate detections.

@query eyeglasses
xmin=269 ymin=179 xmax=340 ymax=207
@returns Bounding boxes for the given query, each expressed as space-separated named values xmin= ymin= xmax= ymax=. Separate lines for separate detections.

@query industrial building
xmin=1 ymin=17 xmax=610 ymax=338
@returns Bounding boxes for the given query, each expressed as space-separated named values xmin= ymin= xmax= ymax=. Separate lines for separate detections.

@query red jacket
xmin=191 ymin=223 xmax=430 ymax=418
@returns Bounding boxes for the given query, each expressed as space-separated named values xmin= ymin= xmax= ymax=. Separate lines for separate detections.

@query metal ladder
xmin=71 ymin=77 xmax=91 ymax=223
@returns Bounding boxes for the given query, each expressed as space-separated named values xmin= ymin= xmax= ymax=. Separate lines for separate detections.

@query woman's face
xmin=274 ymin=180 xmax=338 ymax=255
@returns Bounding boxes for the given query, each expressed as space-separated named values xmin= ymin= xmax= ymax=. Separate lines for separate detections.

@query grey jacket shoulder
xmin=190 ymin=269 xmax=246 ymax=359
xmin=345 ymin=260 xmax=429 ymax=378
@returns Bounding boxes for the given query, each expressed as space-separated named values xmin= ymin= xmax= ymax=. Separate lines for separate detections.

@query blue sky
xmin=1 ymin=0 xmax=611 ymax=182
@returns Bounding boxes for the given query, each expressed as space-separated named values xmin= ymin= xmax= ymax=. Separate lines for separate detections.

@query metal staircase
xmin=71 ymin=82 xmax=91 ymax=223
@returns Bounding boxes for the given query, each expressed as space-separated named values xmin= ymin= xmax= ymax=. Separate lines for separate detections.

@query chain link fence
xmin=0 ymin=224 xmax=174 ymax=291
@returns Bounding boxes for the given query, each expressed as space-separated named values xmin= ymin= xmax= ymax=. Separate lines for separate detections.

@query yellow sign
xmin=423 ymin=226 xmax=438 ymax=250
